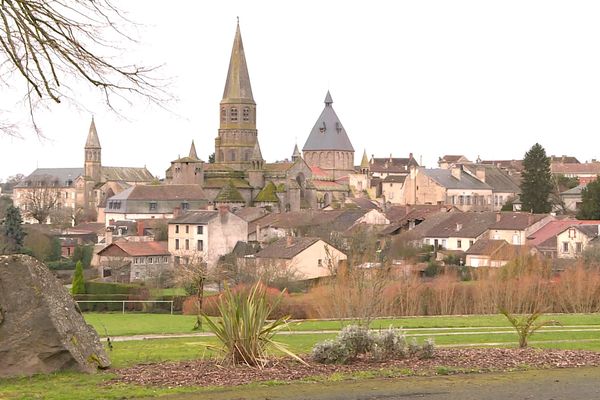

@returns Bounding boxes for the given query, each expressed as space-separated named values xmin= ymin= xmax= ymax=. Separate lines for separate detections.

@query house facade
xmin=96 ymin=241 xmax=171 ymax=283
xmin=167 ymin=209 xmax=248 ymax=268
xmin=556 ymin=225 xmax=599 ymax=259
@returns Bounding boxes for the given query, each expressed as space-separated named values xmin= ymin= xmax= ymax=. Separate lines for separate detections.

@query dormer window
xmin=181 ymin=201 xmax=189 ymax=210
xmin=149 ymin=201 xmax=157 ymax=211
xmin=319 ymin=122 xmax=326 ymax=133
xmin=230 ymin=107 xmax=238 ymax=122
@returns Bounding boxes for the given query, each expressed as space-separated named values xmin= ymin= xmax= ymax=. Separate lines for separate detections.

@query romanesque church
xmin=165 ymin=23 xmax=361 ymax=211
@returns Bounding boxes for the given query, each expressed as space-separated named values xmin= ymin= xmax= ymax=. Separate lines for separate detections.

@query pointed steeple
xmin=189 ymin=140 xmax=199 ymax=160
xmin=251 ymin=140 xmax=263 ymax=161
xmin=360 ymin=150 xmax=369 ymax=169
xmin=292 ymin=143 xmax=301 ymax=161
xmin=222 ymin=22 xmax=254 ymax=104
xmin=324 ymin=90 xmax=333 ymax=106
xmin=85 ymin=117 xmax=101 ymax=149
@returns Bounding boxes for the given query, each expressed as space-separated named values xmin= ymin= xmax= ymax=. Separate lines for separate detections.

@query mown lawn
xmin=84 ymin=312 xmax=600 ymax=337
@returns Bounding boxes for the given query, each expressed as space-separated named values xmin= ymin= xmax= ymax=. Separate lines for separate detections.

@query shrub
xmin=338 ymin=325 xmax=374 ymax=357
xmin=202 ymin=282 xmax=305 ymax=367
xmin=371 ymin=327 xmax=407 ymax=361
xmin=311 ymin=339 xmax=351 ymax=364
xmin=500 ymin=309 xmax=560 ymax=348
xmin=46 ymin=259 xmax=77 ymax=270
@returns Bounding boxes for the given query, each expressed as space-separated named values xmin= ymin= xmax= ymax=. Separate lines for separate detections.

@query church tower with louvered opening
xmin=214 ymin=22 xmax=260 ymax=170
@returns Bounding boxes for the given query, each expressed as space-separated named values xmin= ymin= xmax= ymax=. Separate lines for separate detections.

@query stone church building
xmin=165 ymin=23 xmax=358 ymax=211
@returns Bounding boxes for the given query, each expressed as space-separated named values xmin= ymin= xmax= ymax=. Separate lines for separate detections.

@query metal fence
xmin=76 ymin=300 xmax=174 ymax=314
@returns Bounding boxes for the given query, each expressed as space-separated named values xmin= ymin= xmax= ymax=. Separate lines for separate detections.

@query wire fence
xmin=76 ymin=300 xmax=174 ymax=314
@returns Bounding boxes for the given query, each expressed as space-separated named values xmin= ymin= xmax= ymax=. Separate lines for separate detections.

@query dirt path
xmin=145 ymin=367 xmax=600 ymax=400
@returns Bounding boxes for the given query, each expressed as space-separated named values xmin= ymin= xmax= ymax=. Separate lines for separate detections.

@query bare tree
xmin=0 ymin=0 xmax=167 ymax=135
xmin=175 ymin=252 xmax=209 ymax=330
xmin=22 ymin=185 xmax=59 ymax=223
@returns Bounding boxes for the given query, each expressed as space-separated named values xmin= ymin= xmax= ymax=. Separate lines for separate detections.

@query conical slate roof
xmin=189 ymin=140 xmax=199 ymax=160
xmin=292 ymin=144 xmax=301 ymax=159
xmin=222 ymin=22 xmax=254 ymax=104
xmin=85 ymin=117 xmax=101 ymax=149
xmin=302 ymin=91 xmax=354 ymax=152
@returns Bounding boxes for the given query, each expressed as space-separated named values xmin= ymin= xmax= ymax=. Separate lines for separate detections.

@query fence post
xmin=122 ymin=301 xmax=125 ymax=314
xmin=170 ymin=301 xmax=174 ymax=315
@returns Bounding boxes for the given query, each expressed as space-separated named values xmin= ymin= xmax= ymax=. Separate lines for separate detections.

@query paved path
xmin=144 ymin=367 xmax=600 ymax=400
xmin=109 ymin=326 xmax=600 ymax=342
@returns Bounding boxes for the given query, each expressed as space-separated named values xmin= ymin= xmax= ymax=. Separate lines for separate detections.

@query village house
xmin=560 ymin=184 xmax=587 ymax=213
xmin=437 ymin=155 xmax=471 ymax=169
xmin=167 ymin=208 xmax=248 ymax=269
xmin=465 ymin=239 xmax=520 ymax=268
xmin=420 ymin=212 xmax=498 ymax=251
xmin=527 ymin=219 xmax=600 ymax=258
xmin=251 ymin=236 xmax=347 ymax=281
xmin=551 ymin=161 xmax=600 ymax=185
xmin=104 ymin=185 xmax=208 ymax=225
xmin=486 ymin=212 xmax=553 ymax=245
xmin=96 ymin=241 xmax=171 ymax=283
xmin=556 ymin=224 xmax=600 ymax=259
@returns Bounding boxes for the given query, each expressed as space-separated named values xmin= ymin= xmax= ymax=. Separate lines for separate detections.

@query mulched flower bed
xmin=111 ymin=348 xmax=600 ymax=388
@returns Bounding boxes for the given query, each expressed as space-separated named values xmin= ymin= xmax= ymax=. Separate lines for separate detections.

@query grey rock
xmin=0 ymin=254 xmax=110 ymax=378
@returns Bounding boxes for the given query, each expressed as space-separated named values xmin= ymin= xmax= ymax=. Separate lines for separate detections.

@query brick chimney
xmin=137 ymin=220 xmax=145 ymax=236
xmin=105 ymin=228 xmax=113 ymax=245
xmin=173 ymin=206 xmax=182 ymax=218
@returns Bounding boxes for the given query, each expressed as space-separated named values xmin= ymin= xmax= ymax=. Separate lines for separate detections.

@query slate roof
xmin=382 ymin=175 xmax=407 ymax=184
xmin=574 ymin=225 xmax=600 ymax=238
xmin=17 ymin=168 xmax=84 ymax=187
xmin=422 ymin=212 xmax=498 ymax=239
xmin=231 ymin=240 xmax=262 ymax=257
xmin=109 ymin=185 xmax=207 ymax=201
xmin=169 ymin=210 xmax=219 ymax=224
xmin=85 ymin=118 xmax=101 ymax=148
xmin=346 ymin=197 xmax=379 ymax=210
xmin=254 ymin=237 xmax=321 ymax=259
xmin=303 ymin=91 xmax=354 ymax=152
xmin=423 ymin=169 xmax=492 ymax=190
xmin=98 ymin=241 xmax=169 ymax=257
xmin=385 ymin=205 xmax=457 ymax=224
xmin=248 ymin=209 xmax=368 ymax=234
xmin=462 ymin=164 xmax=521 ymax=193
xmin=308 ymin=180 xmax=348 ymax=191
xmin=480 ymin=159 xmax=524 ymax=172
xmin=488 ymin=212 xmax=549 ymax=230
xmin=561 ymin=184 xmax=586 ymax=196
xmin=101 ymin=166 xmax=154 ymax=182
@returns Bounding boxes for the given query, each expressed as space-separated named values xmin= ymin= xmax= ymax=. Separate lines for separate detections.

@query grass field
xmin=2 ymin=313 xmax=600 ymax=400
xmin=84 ymin=312 xmax=600 ymax=337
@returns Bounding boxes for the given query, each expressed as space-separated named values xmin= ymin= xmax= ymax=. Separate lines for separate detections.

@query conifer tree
xmin=577 ymin=177 xmax=600 ymax=220
xmin=0 ymin=206 xmax=26 ymax=254
xmin=71 ymin=261 xmax=86 ymax=295
xmin=520 ymin=143 xmax=553 ymax=213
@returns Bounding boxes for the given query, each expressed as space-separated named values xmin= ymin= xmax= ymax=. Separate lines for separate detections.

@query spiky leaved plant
xmin=500 ymin=308 xmax=561 ymax=348
xmin=202 ymin=282 xmax=305 ymax=367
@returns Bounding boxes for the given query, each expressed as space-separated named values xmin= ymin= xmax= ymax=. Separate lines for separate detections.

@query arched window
xmin=221 ymin=108 xmax=227 ymax=122
xmin=230 ymin=107 xmax=238 ymax=122
xmin=242 ymin=107 xmax=250 ymax=121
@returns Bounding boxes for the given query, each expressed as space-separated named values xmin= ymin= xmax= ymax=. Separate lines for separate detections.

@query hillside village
xmin=2 ymin=23 xmax=600 ymax=286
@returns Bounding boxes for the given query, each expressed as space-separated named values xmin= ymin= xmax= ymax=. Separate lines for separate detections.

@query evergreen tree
xmin=520 ymin=143 xmax=553 ymax=213
xmin=0 ymin=205 xmax=26 ymax=254
xmin=577 ymin=177 xmax=600 ymax=220
xmin=71 ymin=261 xmax=86 ymax=295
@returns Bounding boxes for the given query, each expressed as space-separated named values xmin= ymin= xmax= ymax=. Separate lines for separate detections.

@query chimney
xmin=286 ymin=235 xmax=293 ymax=247
xmin=475 ymin=167 xmax=486 ymax=182
xmin=256 ymin=223 xmax=261 ymax=242
xmin=173 ymin=206 xmax=182 ymax=218
xmin=496 ymin=212 xmax=501 ymax=222
xmin=451 ymin=166 xmax=462 ymax=180
xmin=389 ymin=153 xmax=393 ymax=162
xmin=137 ymin=220 xmax=144 ymax=237
xmin=455 ymin=223 xmax=462 ymax=232
xmin=105 ymin=228 xmax=113 ymax=245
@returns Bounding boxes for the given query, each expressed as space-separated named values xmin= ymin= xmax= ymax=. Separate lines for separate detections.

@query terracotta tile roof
xmin=551 ymin=162 xmax=600 ymax=175
xmin=527 ymin=219 xmax=600 ymax=247
xmin=370 ymin=155 xmax=418 ymax=174
xmin=99 ymin=241 xmax=169 ymax=256
xmin=440 ymin=155 xmax=469 ymax=163
xmin=101 ymin=166 xmax=154 ymax=182
xmin=466 ymin=239 xmax=519 ymax=259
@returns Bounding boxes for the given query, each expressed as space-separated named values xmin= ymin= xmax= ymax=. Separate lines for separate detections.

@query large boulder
xmin=0 ymin=254 xmax=110 ymax=378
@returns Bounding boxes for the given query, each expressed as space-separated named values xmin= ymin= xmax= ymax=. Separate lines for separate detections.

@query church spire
xmin=360 ymin=149 xmax=369 ymax=169
xmin=222 ymin=21 xmax=254 ymax=104
xmin=189 ymin=140 xmax=199 ymax=160
xmin=292 ymin=143 xmax=301 ymax=162
xmin=324 ymin=90 xmax=333 ymax=106
xmin=85 ymin=117 xmax=101 ymax=149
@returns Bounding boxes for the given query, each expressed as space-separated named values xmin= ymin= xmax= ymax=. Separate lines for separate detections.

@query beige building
xmin=252 ymin=236 xmax=347 ymax=280
xmin=487 ymin=212 xmax=553 ymax=245
xmin=168 ymin=209 xmax=248 ymax=269
xmin=96 ymin=241 xmax=171 ymax=283
xmin=556 ymin=225 xmax=599 ymax=259
xmin=465 ymin=239 xmax=519 ymax=268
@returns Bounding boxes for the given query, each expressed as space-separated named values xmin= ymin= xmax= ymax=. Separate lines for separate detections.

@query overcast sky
xmin=2 ymin=0 xmax=600 ymax=180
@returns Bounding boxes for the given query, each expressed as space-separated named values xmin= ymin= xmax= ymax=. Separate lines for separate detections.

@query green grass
xmin=3 ymin=313 xmax=600 ymax=399
xmin=84 ymin=312 xmax=600 ymax=337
